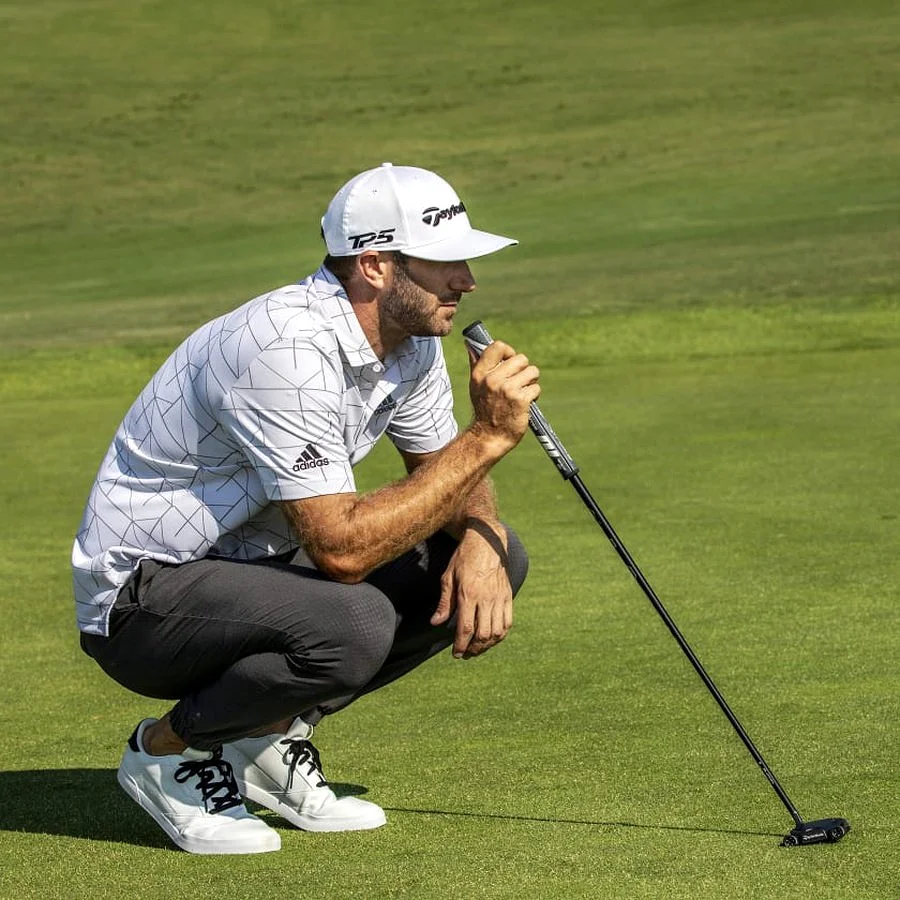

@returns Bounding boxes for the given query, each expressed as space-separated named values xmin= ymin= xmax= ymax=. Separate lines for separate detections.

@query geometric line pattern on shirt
xmin=72 ymin=265 xmax=459 ymax=635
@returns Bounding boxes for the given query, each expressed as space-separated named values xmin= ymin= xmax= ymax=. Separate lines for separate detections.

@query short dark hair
xmin=322 ymin=254 xmax=357 ymax=282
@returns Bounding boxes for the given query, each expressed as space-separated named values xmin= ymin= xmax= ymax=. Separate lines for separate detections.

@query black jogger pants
xmin=81 ymin=529 xmax=528 ymax=750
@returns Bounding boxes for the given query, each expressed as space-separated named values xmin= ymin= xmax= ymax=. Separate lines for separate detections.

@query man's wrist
xmin=459 ymin=515 xmax=504 ymax=536
xmin=465 ymin=420 xmax=517 ymax=461
xmin=455 ymin=515 xmax=508 ymax=564
xmin=443 ymin=514 xmax=502 ymax=543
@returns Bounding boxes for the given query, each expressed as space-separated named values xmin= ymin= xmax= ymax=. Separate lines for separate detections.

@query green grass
xmin=1 ymin=0 xmax=899 ymax=897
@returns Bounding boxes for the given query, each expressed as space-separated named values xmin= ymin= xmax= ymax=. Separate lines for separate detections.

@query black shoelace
xmin=174 ymin=748 xmax=243 ymax=814
xmin=279 ymin=738 xmax=327 ymax=790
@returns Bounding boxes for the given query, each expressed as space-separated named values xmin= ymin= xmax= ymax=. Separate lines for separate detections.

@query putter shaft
xmin=567 ymin=471 xmax=804 ymax=826
xmin=461 ymin=320 xmax=851 ymax=843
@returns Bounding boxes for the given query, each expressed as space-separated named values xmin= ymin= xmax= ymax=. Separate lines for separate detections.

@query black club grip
xmin=462 ymin=321 xmax=579 ymax=480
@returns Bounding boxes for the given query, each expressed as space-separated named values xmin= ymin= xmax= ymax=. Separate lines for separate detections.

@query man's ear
xmin=357 ymin=251 xmax=392 ymax=291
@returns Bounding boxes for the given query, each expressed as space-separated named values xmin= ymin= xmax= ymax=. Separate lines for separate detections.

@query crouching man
xmin=73 ymin=163 xmax=539 ymax=854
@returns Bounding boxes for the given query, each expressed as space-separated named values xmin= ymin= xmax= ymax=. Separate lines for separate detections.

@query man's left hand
xmin=430 ymin=522 xmax=513 ymax=658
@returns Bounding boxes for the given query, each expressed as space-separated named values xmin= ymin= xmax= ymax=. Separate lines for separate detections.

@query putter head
xmin=782 ymin=817 xmax=851 ymax=847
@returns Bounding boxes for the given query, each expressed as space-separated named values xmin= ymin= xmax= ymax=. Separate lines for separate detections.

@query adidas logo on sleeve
xmin=292 ymin=444 xmax=331 ymax=472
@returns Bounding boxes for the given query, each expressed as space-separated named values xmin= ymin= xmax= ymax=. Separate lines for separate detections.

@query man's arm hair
xmin=280 ymin=338 xmax=538 ymax=582
xmin=279 ymin=425 xmax=507 ymax=583
xmin=400 ymin=448 xmax=502 ymax=537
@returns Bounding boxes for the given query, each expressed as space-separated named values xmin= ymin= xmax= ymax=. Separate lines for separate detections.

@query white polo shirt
xmin=72 ymin=265 xmax=459 ymax=635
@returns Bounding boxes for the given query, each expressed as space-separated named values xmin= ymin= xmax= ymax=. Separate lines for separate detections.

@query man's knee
xmin=288 ymin=583 xmax=396 ymax=694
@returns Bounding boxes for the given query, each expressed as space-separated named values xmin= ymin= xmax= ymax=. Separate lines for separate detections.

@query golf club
xmin=463 ymin=320 xmax=850 ymax=848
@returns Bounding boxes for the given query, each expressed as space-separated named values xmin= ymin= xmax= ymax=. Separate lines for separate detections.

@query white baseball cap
xmin=321 ymin=162 xmax=518 ymax=262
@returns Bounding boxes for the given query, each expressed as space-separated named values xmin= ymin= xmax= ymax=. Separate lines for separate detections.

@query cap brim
xmin=405 ymin=229 xmax=518 ymax=262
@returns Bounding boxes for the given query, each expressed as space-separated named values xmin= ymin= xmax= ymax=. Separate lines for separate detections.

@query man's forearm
xmin=443 ymin=475 xmax=510 ymax=575
xmin=282 ymin=338 xmax=540 ymax=583
xmin=281 ymin=424 xmax=511 ymax=582
xmin=442 ymin=475 xmax=502 ymax=541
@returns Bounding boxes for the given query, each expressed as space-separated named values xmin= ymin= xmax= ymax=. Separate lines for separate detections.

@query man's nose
xmin=450 ymin=262 xmax=476 ymax=292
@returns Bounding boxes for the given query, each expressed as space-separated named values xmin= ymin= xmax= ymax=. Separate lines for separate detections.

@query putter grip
xmin=462 ymin=321 xmax=579 ymax=480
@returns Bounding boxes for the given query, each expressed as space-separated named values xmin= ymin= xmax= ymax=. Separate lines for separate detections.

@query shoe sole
xmin=117 ymin=766 xmax=281 ymax=854
xmin=239 ymin=781 xmax=387 ymax=833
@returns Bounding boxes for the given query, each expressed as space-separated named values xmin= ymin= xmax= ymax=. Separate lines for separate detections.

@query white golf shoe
xmin=222 ymin=718 xmax=386 ymax=832
xmin=117 ymin=718 xmax=281 ymax=855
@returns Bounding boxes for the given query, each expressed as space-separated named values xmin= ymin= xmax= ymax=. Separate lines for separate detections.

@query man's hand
xmin=430 ymin=520 xmax=513 ymax=658
xmin=468 ymin=340 xmax=540 ymax=454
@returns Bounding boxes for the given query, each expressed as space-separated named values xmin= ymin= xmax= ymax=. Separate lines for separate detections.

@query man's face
xmin=380 ymin=255 xmax=476 ymax=338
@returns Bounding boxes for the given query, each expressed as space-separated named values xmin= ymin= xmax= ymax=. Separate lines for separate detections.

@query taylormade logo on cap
xmin=321 ymin=163 xmax=517 ymax=263
xmin=421 ymin=203 xmax=466 ymax=227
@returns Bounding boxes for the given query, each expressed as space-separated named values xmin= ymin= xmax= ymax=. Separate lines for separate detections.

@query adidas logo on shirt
xmin=373 ymin=393 xmax=397 ymax=417
xmin=292 ymin=443 xmax=330 ymax=472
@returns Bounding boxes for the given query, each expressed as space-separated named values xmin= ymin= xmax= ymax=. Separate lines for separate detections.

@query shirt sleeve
xmin=387 ymin=338 xmax=459 ymax=454
xmin=219 ymin=336 xmax=356 ymax=501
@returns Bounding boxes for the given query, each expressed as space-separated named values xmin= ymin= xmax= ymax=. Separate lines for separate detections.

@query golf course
xmin=1 ymin=0 xmax=897 ymax=896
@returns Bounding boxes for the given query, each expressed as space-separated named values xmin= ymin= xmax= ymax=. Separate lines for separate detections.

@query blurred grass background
xmin=0 ymin=1 xmax=898 ymax=897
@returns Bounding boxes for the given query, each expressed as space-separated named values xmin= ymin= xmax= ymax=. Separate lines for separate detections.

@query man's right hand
xmin=467 ymin=340 xmax=541 ymax=453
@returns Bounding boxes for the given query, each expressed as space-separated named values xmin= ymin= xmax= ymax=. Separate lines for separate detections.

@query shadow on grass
xmin=0 ymin=768 xmax=368 ymax=848
xmin=384 ymin=806 xmax=782 ymax=840
xmin=0 ymin=769 xmax=781 ymax=844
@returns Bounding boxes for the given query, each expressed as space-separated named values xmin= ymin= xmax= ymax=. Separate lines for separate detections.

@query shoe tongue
xmin=284 ymin=718 xmax=314 ymax=741
xmin=182 ymin=746 xmax=214 ymax=761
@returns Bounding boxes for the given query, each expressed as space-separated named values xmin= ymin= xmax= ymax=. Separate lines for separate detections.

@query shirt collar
xmin=311 ymin=265 xmax=420 ymax=373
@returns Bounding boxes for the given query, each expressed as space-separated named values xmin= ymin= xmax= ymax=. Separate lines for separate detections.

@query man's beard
xmin=379 ymin=265 xmax=456 ymax=337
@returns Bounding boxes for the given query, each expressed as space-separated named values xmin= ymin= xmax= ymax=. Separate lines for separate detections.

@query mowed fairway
xmin=1 ymin=1 xmax=898 ymax=898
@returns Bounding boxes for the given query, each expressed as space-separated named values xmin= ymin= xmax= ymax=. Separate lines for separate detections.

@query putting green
xmin=1 ymin=1 xmax=897 ymax=897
